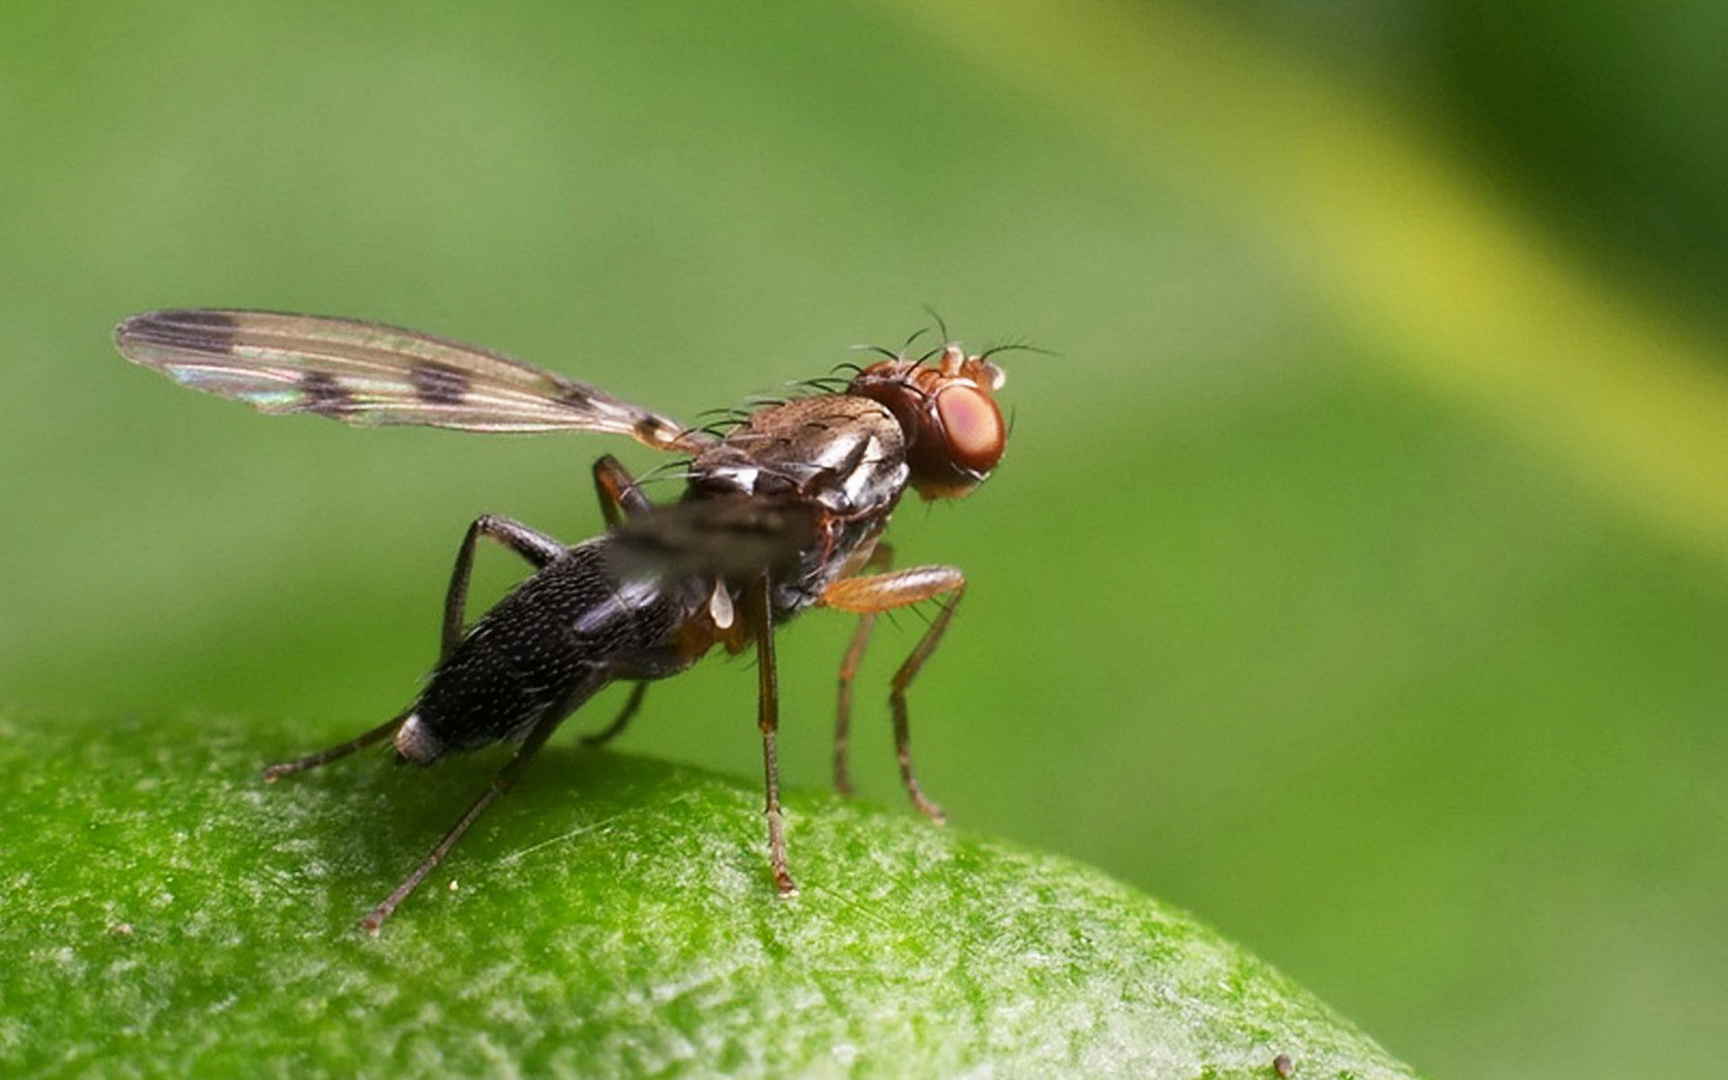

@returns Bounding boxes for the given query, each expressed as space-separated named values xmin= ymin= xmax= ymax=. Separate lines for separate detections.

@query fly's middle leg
xmin=747 ymin=573 xmax=797 ymax=897
xmin=591 ymin=453 xmax=653 ymax=527
xmin=581 ymin=680 xmax=648 ymax=747
xmin=582 ymin=454 xmax=653 ymax=746
xmin=822 ymin=565 xmax=966 ymax=825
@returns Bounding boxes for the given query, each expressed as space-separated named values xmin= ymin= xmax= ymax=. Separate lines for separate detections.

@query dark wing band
xmin=115 ymin=309 xmax=714 ymax=453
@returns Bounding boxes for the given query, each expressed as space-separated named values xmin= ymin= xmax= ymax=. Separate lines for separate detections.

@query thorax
xmin=687 ymin=394 xmax=908 ymax=615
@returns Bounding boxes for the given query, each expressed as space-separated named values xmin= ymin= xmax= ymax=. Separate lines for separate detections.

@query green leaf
xmin=3 ymin=714 xmax=1419 ymax=1078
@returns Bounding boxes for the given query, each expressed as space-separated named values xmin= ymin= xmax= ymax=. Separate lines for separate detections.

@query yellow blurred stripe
xmin=899 ymin=0 xmax=1728 ymax=562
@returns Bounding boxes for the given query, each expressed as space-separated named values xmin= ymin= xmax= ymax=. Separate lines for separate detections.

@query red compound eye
xmin=936 ymin=384 xmax=1004 ymax=473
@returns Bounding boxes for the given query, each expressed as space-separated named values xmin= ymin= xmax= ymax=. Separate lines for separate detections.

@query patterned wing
xmin=115 ymin=309 xmax=713 ymax=452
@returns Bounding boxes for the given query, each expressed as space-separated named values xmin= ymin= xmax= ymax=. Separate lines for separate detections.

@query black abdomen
xmin=400 ymin=539 xmax=699 ymax=761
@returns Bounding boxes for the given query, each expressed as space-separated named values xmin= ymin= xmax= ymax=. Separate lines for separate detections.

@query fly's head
xmin=847 ymin=344 xmax=1007 ymax=500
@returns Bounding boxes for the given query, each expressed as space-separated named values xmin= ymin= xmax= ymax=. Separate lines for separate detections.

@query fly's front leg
xmin=833 ymin=618 xmax=873 ymax=796
xmin=833 ymin=542 xmax=894 ymax=796
xmin=583 ymin=454 xmax=652 ymax=745
xmin=748 ymin=573 xmax=797 ymax=897
xmin=822 ymin=565 xmax=966 ymax=824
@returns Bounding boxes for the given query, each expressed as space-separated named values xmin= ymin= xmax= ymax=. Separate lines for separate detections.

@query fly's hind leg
xmin=262 ymin=711 xmax=411 ymax=782
xmin=360 ymin=695 xmax=574 ymax=934
xmin=441 ymin=515 xmax=566 ymax=660
xmin=822 ymin=565 xmax=966 ymax=824
xmin=262 ymin=513 xmax=564 ymax=783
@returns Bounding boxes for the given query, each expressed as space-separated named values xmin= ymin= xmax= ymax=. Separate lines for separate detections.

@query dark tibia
xmin=581 ymin=680 xmax=649 ymax=747
xmin=750 ymin=574 xmax=797 ymax=897
xmin=441 ymin=515 xmax=566 ymax=661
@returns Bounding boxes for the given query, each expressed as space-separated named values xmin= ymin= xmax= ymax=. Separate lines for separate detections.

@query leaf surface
xmin=2 ymin=714 xmax=1420 ymax=1079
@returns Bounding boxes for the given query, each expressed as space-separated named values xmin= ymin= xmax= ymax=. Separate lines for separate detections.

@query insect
xmin=114 ymin=309 xmax=1014 ymax=931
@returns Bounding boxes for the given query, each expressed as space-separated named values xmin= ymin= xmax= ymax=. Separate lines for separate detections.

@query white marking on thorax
xmin=708 ymin=464 xmax=759 ymax=494
xmin=840 ymin=434 xmax=894 ymax=505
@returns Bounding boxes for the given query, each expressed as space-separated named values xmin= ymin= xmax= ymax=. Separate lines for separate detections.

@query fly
xmin=114 ymin=308 xmax=1014 ymax=932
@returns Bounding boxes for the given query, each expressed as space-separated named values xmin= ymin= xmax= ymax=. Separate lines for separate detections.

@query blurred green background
xmin=4 ymin=1 xmax=1725 ymax=1077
